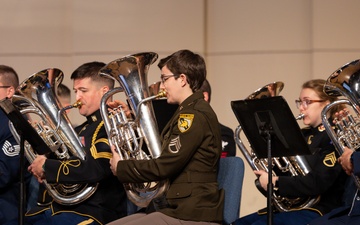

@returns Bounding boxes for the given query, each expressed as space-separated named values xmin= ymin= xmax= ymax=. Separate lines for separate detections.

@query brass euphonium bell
xmin=99 ymin=52 xmax=169 ymax=208
xmin=8 ymin=68 xmax=98 ymax=205
xmin=233 ymin=81 xmax=319 ymax=212
xmin=321 ymin=59 xmax=360 ymax=188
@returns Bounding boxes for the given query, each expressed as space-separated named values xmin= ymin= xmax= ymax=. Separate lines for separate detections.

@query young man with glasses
xmin=108 ymin=49 xmax=224 ymax=225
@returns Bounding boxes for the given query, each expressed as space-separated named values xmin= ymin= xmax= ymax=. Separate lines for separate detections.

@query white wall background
xmin=1 ymin=0 xmax=360 ymax=217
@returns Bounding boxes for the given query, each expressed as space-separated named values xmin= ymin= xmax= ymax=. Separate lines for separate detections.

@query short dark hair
xmin=57 ymin=83 xmax=71 ymax=99
xmin=71 ymin=61 xmax=114 ymax=89
xmin=0 ymin=65 xmax=19 ymax=88
xmin=199 ymin=79 xmax=212 ymax=103
xmin=158 ymin=49 xmax=206 ymax=92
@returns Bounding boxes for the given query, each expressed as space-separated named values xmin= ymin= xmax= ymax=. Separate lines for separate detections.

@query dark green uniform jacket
xmin=26 ymin=110 xmax=127 ymax=225
xmin=116 ymin=91 xmax=225 ymax=222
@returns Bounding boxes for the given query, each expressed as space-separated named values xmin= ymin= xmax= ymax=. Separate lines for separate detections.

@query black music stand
xmin=231 ymin=96 xmax=311 ymax=225
xmin=0 ymin=98 xmax=52 ymax=225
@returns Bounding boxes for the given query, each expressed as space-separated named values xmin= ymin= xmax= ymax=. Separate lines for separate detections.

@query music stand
xmin=0 ymin=98 xmax=52 ymax=225
xmin=231 ymin=96 xmax=311 ymax=225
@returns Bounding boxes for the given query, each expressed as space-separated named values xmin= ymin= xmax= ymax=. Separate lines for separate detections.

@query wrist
xmin=350 ymin=152 xmax=354 ymax=165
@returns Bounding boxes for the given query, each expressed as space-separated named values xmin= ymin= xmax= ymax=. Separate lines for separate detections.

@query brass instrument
xmin=234 ymin=82 xmax=320 ymax=212
xmin=99 ymin=52 xmax=169 ymax=208
xmin=9 ymin=68 xmax=98 ymax=205
xmin=321 ymin=59 xmax=360 ymax=188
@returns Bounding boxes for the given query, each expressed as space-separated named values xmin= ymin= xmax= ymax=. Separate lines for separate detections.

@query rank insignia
xmin=178 ymin=114 xmax=194 ymax=133
xmin=323 ymin=151 xmax=336 ymax=167
xmin=168 ymin=136 xmax=181 ymax=153
xmin=2 ymin=140 xmax=19 ymax=157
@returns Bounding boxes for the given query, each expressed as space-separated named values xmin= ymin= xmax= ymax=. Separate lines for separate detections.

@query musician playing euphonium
xmin=108 ymin=49 xmax=224 ymax=225
xmin=310 ymin=109 xmax=360 ymax=224
xmin=234 ymin=79 xmax=348 ymax=225
xmin=5 ymin=62 xmax=128 ymax=225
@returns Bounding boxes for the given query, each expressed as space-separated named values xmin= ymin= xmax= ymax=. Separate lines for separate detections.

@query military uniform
xmin=235 ymin=123 xmax=347 ymax=225
xmin=277 ymin=124 xmax=346 ymax=214
xmin=309 ymin=145 xmax=360 ymax=224
xmin=0 ymin=109 xmax=32 ymax=223
xmin=115 ymin=91 xmax=225 ymax=222
xmin=25 ymin=110 xmax=127 ymax=225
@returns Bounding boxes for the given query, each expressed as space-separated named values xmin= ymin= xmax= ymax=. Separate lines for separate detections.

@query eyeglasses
xmin=295 ymin=99 xmax=325 ymax=109
xmin=160 ymin=74 xmax=176 ymax=83
xmin=0 ymin=86 xmax=10 ymax=88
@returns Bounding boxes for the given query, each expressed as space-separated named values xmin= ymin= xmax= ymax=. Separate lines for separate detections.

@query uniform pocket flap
xmin=166 ymin=183 xmax=192 ymax=199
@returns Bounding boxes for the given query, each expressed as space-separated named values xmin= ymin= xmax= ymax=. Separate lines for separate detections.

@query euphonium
xmin=234 ymin=82 xmax=320 ymax=212
xmin=321 ymin=59 xmax=360 ymax=188
xmin=99 ymin=52 xmax=169 ymax=208
xmin=9 ymin=68 xmax=98 ymax=205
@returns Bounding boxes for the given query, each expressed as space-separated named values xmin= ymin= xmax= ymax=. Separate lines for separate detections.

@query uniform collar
xmin=179 ymin=91 xmax=203 ymax=111
xmin=85 ymin=109 xmax=102 ymax=124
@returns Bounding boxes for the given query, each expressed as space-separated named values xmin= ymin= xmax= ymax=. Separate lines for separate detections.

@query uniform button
xmin=176 ymin=193 xmax=180 ymax=196
xmin=357 ymin=196 xmax=360 ymax=201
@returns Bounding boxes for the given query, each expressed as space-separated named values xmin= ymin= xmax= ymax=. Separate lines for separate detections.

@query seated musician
xmin=5 ymin=62 xmax=128 ymax=225
xmin=107 ymin=49 xmax=225 ymax=225
xmin=234 ymin=79 xmax=347 ymax=225
xmin=309 ymin=108 xmax=360 ymax=225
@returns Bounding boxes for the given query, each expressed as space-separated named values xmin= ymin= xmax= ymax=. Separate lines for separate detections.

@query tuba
xmin=8 ymin=68 xmax=98 ymax=205
xmin=99 ymin=52 xmax=169 ymax=208
xmin=233 ymin=82 xmax=320 ymax=212
xmin=321 ymin=59 xmax=360 ymax=188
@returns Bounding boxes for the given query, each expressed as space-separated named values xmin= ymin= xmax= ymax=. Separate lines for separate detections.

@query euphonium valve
xmin=99 ymin=52 xmax=169 ymax=208
xmin=233 ymin=82 xmax=320 ymax=212
xmin=9 ymin=68 xmax=98 ymax=205
xmin=321 ymin=59 xmax=360 ymax=188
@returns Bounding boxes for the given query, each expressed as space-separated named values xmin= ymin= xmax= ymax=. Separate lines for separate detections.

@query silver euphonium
xmin=234 ymin=82 xmax=320 ymax=212
xmin=321 ymin=59 xmax=360 ymax=188
xmin=99 ymin=52 xmax=169 ymax=208
xmin=9 ymin=68 xmax=98 ymax=205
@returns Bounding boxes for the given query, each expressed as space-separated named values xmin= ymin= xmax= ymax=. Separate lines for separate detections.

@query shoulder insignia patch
xmin=318 ymin=125 xmax=325 ymax=132
xmin=2 ymin=140 xmax=19 ymax=157
xmin=168 ymin=136 xmax=181 ymax=153
xmin=323 ymin=151 xmax=336 ymax=167
xmin=178 ymin=114 xmax=194 ymax=133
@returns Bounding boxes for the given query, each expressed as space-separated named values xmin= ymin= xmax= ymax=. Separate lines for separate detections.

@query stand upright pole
xmin=19 ymin=133 xmax=25 ymax=225
xmin=266 ymin=131 xmax=273 ymax=225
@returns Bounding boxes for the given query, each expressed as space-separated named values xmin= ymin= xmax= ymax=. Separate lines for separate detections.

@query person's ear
xmin=7 ymin=86 xmax=15 ymax=98
xmin=101 ymin=85 xmax=110 ymax=95
xmin=203 ymin=92 xmax=209 ymax=102
xmin=180 ymin=74 xmax=188 ymax=87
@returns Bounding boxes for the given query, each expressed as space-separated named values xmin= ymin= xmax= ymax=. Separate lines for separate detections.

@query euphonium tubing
xmin=234 ymin=82 xmax=320 ymax=211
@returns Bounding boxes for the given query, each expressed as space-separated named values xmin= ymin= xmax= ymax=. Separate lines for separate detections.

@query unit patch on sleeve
xmin=178 ymin=114 xmax=194 ymax=133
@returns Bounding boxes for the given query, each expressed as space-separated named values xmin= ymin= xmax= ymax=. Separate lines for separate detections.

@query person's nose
xmin=160 ymin=82 xmax=165 ymax=90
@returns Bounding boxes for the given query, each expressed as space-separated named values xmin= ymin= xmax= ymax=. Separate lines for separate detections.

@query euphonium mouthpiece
xmin=156 ymin=89 xmax=167 ymax=98
xmin=296 ymin=113 xmax=305 ymax=120
xmin=71 ymin=100 xmax=82 ymax=109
